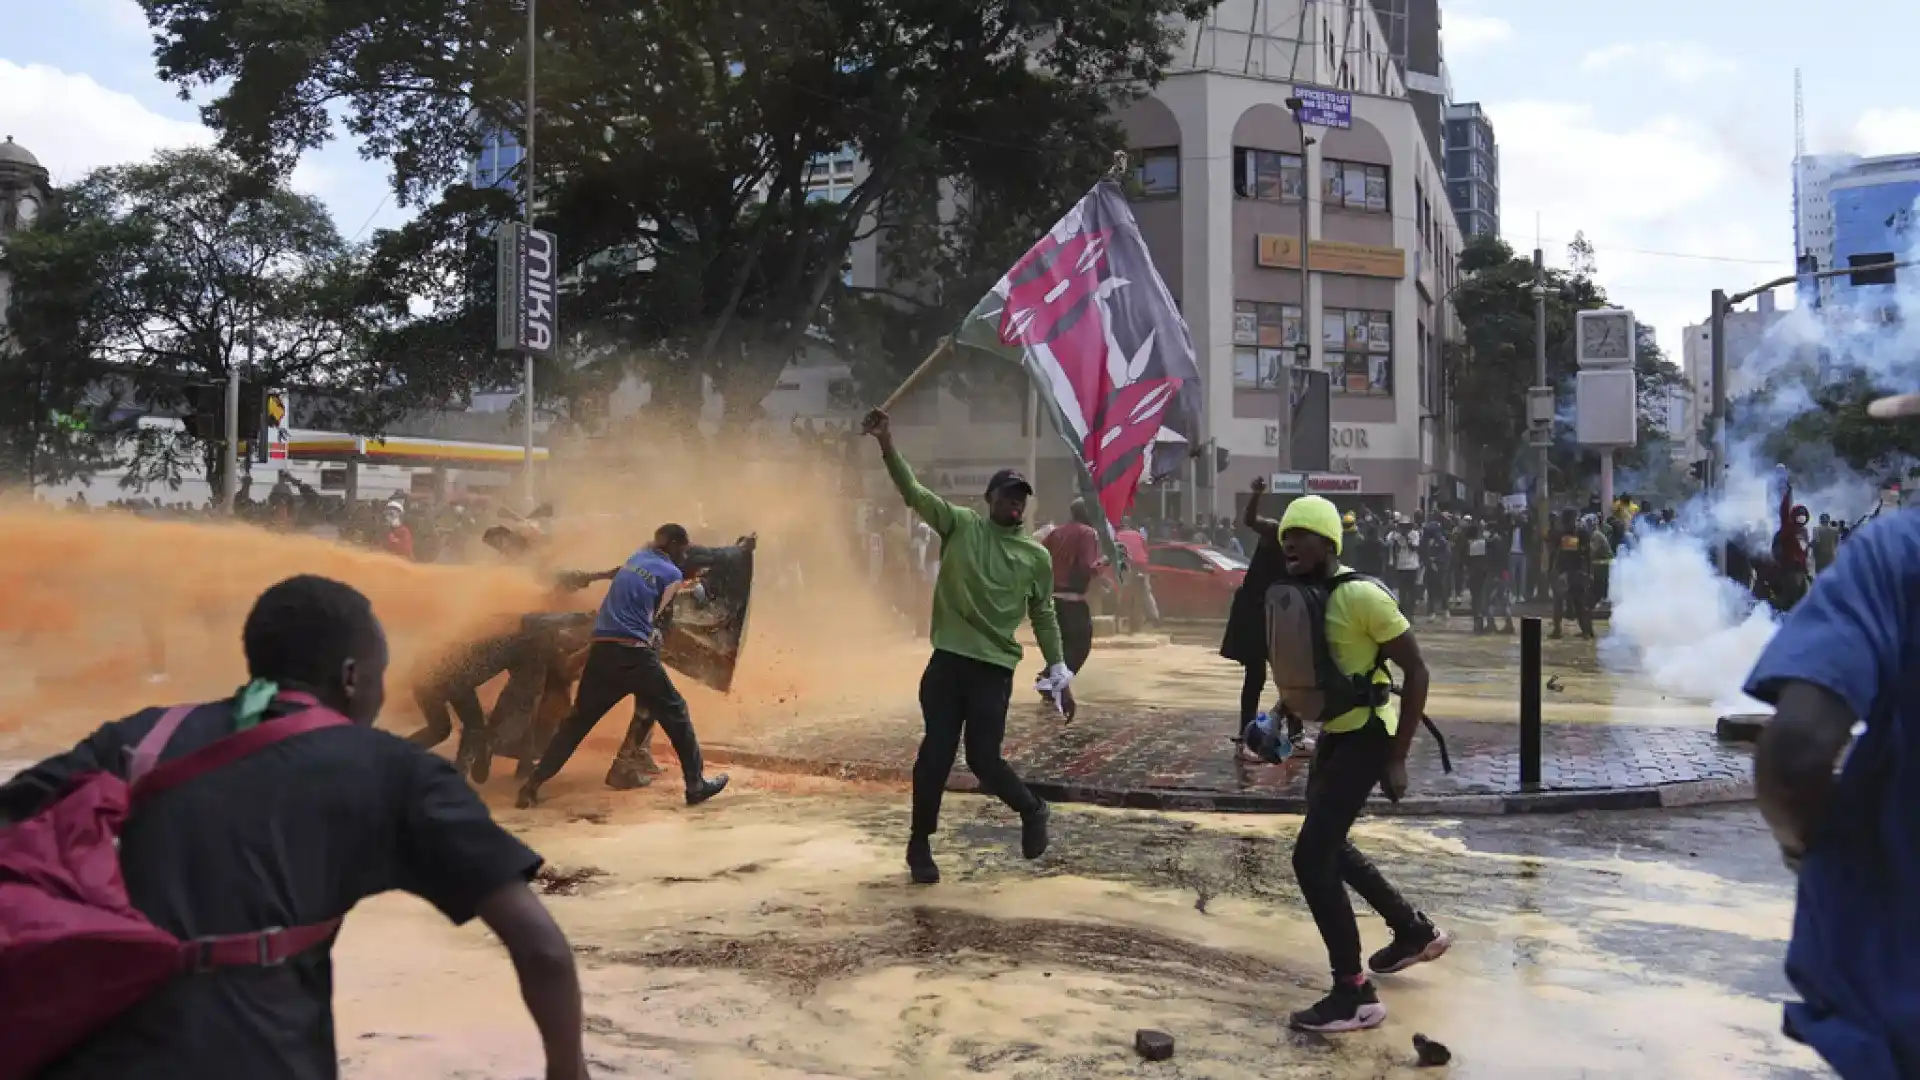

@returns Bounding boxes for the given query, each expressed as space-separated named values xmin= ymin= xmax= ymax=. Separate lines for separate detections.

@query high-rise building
xmin=1680 ymin=292 xmax=1785 ymax=463
xmin=1794 ymin=152 xmax=1920 ymax=311
xmin=1373 ymin=0 xmax=1447 ymax=170
xmin=1443 ymin=102 xmax=1499 ymax=238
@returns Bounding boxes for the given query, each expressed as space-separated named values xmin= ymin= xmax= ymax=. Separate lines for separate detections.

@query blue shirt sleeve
xmin=1744 ymin=519 xmax=1910 ymax=725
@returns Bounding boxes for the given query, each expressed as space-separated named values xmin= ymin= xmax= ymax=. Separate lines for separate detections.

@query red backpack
xmin=0 ymin=694 xmax=350 ymax=1080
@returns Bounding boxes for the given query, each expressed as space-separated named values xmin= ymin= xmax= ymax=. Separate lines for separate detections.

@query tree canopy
xmin=1446 ymin=232 xmax=1687 ymax=500
xmin=0 ymin=147 xmax=405 ymax=492
xmin=139 ymin=0 xmax=1215 ymax=424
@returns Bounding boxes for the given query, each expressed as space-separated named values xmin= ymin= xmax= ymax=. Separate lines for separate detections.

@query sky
xmin=3 ymin=0 xmax=1920 ymax=363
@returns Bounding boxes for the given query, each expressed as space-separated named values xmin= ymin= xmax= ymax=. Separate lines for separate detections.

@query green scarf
xmin=232 ymin=678 xmax=280 ymax=731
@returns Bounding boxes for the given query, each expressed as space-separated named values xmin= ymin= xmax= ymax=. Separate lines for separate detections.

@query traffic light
xmin=179 ymin=381 xmax=265 ymax=443
xmin=1688 ymin=460 xmax=1708 ymax=482
xmin=1215 ymin=445 xmax=1230 ymax=473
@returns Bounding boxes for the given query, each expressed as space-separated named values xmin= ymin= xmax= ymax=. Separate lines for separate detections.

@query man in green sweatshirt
xmin=862 ymin=407 xmax=1076 ymax=885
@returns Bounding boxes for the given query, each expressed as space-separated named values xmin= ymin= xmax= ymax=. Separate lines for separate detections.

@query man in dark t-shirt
xmin=0 ymin=575 xmax=586 ymax=1080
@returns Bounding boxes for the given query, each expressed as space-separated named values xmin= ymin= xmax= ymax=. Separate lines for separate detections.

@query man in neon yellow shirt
xmin=1277 ymin=496 xmax=1452 ymax=1034
xmin=862 ymin=408 xmax=1074 ymax=887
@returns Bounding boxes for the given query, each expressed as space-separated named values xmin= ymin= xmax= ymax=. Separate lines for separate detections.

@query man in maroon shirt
xmin=1042 ymin=499 xmax=1105 ymax=678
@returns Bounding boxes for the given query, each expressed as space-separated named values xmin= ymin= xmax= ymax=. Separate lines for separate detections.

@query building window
xmin=1850 ymin=252 xmax=1897 ymax=287
xmin=1233 ymin=148 xmax=1305 ymax=202
xmin=1322 ymin=159 xmax=1389 ymax=213
xmin=1232 ymin=300 xmax=1304 ymax=388
xmin=1323 ymin=307 xmax=1393 ymax=396
xmin=1131 ymin=148 xmax=1180 ymax=197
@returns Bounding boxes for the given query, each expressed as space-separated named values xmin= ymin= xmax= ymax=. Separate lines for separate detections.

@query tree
xmin=1742 ymin=359 xmax=1920 ymax=486
xmin=139 ymin=0 xmax=1214 ymax=421
xmin=0 ymin=147 xmax=395 ymax=494
xmin=1446 ymin=233 xmax=1685 ymax=497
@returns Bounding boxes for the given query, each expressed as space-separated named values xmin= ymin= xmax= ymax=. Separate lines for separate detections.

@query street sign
xmin=1290 ymin=86 xmax=1353 ymax=129
xmin=263 ymin=390 xmax=290 ymax=463
xmin=495 ymin=223 xmax=558 ymax=356
xmin=1575 ymin=369 xmax=1637 ymax=447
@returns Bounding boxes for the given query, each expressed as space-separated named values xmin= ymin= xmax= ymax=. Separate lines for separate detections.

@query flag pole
xmin=877 ymin=337 xmax=954 ymax=413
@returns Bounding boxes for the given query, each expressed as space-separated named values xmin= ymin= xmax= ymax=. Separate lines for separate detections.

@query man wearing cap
xmin=1274 ymin=495 xmax=1450 ymax=1034
xmin=1742 ymin=391 xmax=1920 ymax=1078
xmin=862 ymin=408 xmax=1074 ymax=886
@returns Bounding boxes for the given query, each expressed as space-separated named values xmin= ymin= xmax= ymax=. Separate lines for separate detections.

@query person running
xmin=1041 ymin=499 xmax=1104 ymax=679
xmin=1273 ymin=497 xmax=1451 ymax=1034
xmin=0 ymin=575 xmax=585 ymax=1080
xmin=860 ymin=407 xmax=1074 ymax=886
xmin=1221 ymin=474 xmax=1308 ymax=759
xmin=514 ymin=525 xmax=736 ymax=809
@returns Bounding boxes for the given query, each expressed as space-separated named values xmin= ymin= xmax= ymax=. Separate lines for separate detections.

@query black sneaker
xmin=1288 ymin=979 xmax=1386 ymax=1033
xmin=1368 ymin=914 xmax=1453 ymax=975
xmin=685 ymin=775 xmax=729 ymax=806
xmin=514 ymin=782 xmax=542 ymax=809
xmin=907 ymin=835 xmax=940 ymax=885
xmin=1021 ymin=801 xmax=1051 ymax=860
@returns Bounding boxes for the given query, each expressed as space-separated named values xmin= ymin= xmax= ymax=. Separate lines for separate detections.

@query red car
xmin=1109 ymin=532 xmax=1248 ymax=620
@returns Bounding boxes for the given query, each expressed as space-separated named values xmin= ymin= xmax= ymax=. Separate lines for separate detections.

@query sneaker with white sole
xmin=1368 ymin=913 xmax=1453 ymax=975
xmin=1288 ymin=979 xmax=1387 ymax=1033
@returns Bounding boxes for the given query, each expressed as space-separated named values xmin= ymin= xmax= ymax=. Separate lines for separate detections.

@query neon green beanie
xmin=1279 ymin=495 xmax=1344 ymax=555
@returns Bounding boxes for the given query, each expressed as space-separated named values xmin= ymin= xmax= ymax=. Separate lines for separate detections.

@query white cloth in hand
xmin=1034 ymin=662 xmax=1074 ymax=715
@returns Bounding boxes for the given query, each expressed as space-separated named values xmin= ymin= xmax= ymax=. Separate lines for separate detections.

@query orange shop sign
xmin=1256 ymin=235 xmax=1406 ymax=279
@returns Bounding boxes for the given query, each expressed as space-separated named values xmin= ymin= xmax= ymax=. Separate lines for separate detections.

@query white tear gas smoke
xmin=1605 ymin=213 xmax=1920 ymax=714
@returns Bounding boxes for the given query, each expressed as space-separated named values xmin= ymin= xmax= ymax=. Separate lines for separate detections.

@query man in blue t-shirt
xmin=516 ymin=523 xmax=736 ymax=809
xmin=1745 ymin=496 xmax=1920 ymax=1079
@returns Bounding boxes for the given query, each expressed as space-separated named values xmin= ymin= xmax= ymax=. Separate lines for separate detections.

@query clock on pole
xmin=1576 ymin=308 xmax=1635 ymax=369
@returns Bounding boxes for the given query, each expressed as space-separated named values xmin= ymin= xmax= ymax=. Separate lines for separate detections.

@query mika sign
xmin=496 ymin=223 xmax=558 ymax=356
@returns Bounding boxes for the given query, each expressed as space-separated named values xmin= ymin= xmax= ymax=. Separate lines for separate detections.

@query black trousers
xmin=529 ymin=642 xmax=705 ymax=792
xmin=409 ymin=631 xmax=527 ymax=754
xmin=1056 ymin=599 xmax=1094 ymax=674
xmin=911 ymin=649 xmax=1040 ymax=837
xmin=1554 ymin=571 xmax=1594 ymax=636
xmin=1291 ymin=721 xmax=1420 ymax=979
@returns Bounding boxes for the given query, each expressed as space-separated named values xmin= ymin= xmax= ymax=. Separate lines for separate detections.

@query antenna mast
xmin=1794 ymin=68 xmax=1807 ymax=267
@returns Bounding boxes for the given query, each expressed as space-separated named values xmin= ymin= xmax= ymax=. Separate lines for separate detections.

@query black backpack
xmin=1263 ymin=572 xmax=1451 ymax=771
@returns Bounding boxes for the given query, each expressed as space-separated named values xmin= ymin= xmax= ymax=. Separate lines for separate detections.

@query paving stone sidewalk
xmin=708 ymin=701 xmax=1755 ymax=816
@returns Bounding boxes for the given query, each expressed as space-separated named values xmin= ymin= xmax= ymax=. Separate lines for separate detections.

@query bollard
xmin=1520 ymin=617 xmax=1542 ymax=789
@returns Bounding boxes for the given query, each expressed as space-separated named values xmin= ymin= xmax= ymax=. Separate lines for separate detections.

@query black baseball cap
xmin=985 ymin=469 xmax=1033 ymax=498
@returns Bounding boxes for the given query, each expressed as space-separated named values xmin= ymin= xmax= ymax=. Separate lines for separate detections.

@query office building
xmin=1443 ymin=102 xmax=1499 ymax=237
xmin=1795 ymin=151 xmax=1920 ymax=310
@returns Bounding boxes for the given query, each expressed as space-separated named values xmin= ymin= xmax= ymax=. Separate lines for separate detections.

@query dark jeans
xmin=1425 ymin=564 xmax=1451 ymax=616
xmin=1291 ymin=722 xmax=1420 ymax=979
xmin=1391 ymin=569 xmax=1420 ymax=618
xmin=1554 ymin=571 xmax=1594 ymax=636
xmin=529 ymin=641 xmax=706 ymax=792
xmin=1468 ymin=568 xmax=1489 ymax=629
xmin=1056 ymin=598 xmax=1094 ymax=674
xmin=911 ymin=649 xmax=1040 ymax=837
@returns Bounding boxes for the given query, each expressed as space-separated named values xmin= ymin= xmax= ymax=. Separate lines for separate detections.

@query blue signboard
xmin=1291 ymin=86 xmax=1353 ymax=130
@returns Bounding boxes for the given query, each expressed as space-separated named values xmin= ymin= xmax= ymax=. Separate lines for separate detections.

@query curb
xmin=704 ymin=748 xmax=1754 ymax=817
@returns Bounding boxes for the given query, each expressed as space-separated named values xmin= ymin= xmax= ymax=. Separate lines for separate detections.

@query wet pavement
xmin=327 ymin=779 xmax=1819 ymax=1079
xmin=709 ymin=627 xmax=1752 ymax=813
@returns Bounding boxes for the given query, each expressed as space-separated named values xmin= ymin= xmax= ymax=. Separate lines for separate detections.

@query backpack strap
xmin=131 ymin=703 xmax=353 ymax=804
xmin=128 ymin=704 xmax=199 ymax=783
xmin=180 ymin=920 xmax=344 ymax=974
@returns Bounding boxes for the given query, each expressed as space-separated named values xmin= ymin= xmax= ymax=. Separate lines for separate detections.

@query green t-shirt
xmin=1321 ymin=565 xmax=1412 ymax=735
xmin=883 ymin=450 xmax=1064 ymax=672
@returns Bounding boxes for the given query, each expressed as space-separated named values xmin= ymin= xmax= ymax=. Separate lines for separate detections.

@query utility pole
xmin=1708 ymin=288 xmax=1727 ymax=494
xmin=1281 ymin=96 xmax=1318 ymax=482
xmin=520 ymin=0 xmax=538 ymax=508
xmin=1532 ymin=248 xmax=1549 ymax=565
xmin=221 ymin=360 xmax=240 ymax=513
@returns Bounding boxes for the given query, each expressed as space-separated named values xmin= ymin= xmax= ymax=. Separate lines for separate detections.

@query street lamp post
xmin=520 ymin=0 xmax=538 ymax=508
xmin=1281 ymin=96 xmax=1317 ymax=480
